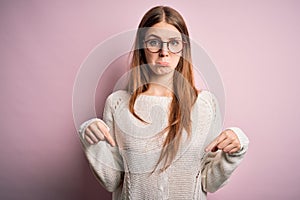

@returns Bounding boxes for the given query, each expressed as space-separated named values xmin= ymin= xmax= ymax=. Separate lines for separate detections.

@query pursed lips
xmin=156 ymin=61 xmax=170 ymax=66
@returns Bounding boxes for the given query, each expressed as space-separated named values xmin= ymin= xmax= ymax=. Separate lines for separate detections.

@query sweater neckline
xmin=139 ymin=94 xmax=173 ymax=98
xmin=137 ymin=90 xmax=206 ymax=99
xmin=137 ymin=94 xmax=173 ymax=102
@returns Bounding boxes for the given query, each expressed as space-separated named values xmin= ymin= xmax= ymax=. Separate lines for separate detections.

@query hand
xmin=84 ymin=121 xmax=116 ymax=147
xmin=205 ymin=129 xmax=241 ymax=154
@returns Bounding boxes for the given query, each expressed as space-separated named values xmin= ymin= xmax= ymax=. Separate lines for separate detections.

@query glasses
xmin=144 ymin=39 xmax=185 ymax=54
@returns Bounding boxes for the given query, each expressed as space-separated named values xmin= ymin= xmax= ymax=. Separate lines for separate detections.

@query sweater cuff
xmin=226 ymin=127 xmax=249 ymax=156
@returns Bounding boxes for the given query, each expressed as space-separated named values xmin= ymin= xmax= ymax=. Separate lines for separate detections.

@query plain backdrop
xmin=1 ymin=0 xmax=299 ymax=199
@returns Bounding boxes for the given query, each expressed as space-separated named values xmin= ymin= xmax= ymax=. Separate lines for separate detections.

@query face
xmin=144 ymin=21 xmax=182 ymax=76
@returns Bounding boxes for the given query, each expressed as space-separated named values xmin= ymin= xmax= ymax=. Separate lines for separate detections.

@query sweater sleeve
xmin=78 ymin=96 xmax=124 ymax=192
xmin=200 ymin=93 xmax=249 ymax=193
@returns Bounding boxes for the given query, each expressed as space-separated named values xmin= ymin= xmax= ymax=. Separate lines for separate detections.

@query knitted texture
xmin=78 ymin=90 xmax=249 ymax=200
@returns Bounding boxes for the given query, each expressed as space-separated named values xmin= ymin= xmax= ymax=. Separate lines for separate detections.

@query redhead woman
xmin=78 ymin=6 xmax=249 ymax=200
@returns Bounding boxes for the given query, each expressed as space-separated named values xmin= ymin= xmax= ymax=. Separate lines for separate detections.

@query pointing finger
xmin=205 ymin=133 xmax=226 ymax=152
xmin=97 ymin=122 xmax=116 ymax=147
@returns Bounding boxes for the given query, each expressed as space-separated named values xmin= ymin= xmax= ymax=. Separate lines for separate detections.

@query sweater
xmin=78 ymin=90 xmax=249 ymax=200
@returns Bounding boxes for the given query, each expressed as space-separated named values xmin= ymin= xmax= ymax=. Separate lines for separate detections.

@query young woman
xmin=78 ymin=6 xmax=249 ymax=200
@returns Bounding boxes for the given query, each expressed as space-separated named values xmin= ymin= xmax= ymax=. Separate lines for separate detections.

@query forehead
xmin=145 ymin=22 xmax=182 ymax=40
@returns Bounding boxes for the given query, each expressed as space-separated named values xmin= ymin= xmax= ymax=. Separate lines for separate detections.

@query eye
xmin=169 ymin=40 xmax=180 ymax=46
xmin=148 ymin=39 xmax=161 ymax=47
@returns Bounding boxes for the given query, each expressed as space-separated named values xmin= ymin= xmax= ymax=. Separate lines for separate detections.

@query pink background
xmin=1 ymin=0 xmax=299 ymax=199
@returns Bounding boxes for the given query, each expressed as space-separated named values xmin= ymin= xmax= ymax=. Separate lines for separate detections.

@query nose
xmin=159 ymin=42 xmax=169 ymax=57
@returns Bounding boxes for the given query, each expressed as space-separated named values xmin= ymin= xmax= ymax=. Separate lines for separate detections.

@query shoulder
xmin=104 ymin=90 xmax=131 ymax=109
xmin=195 ymin=89 xmax=221 ymax=116
xmin=107 ymin=90 xmax=130 ymax=100
xmin=196 ymin=89 xmax=218 ymax=106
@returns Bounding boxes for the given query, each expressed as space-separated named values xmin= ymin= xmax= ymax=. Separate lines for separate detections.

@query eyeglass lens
xmin=145 ymin=39 xmax=183 ymax=53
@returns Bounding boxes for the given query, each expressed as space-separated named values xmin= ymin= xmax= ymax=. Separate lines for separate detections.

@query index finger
xmin=97 ymin=122 xmax=116 ymax=147
xmin=205 ymin=134 xmax=226 ymax=152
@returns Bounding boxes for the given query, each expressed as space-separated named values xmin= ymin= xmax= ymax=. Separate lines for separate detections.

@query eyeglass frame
xmin=143 ymin=39 xmax=186 ymax=54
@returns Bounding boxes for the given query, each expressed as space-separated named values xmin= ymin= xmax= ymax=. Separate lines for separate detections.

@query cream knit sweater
xmin=78 ymin=90 xmax=249 ymax=200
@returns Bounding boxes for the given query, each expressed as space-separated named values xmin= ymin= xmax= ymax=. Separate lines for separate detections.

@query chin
xmin=151 ymin=66 xmax=175 ymax=76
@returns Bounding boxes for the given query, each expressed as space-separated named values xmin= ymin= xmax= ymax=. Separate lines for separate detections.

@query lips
xmin=156 ymin=61 xmax=170 ymax=66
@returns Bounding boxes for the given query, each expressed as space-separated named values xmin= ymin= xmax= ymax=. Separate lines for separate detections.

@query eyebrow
xmin=145 ymin=34 xmax=181 ymax=40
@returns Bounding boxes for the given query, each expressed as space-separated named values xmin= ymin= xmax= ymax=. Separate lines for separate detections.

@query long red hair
xmin=127 ymin=6 xmax=198 ymax=171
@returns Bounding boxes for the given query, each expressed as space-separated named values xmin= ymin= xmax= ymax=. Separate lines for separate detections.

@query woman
xmin=78 ymin=6 xmax=249 ymax=200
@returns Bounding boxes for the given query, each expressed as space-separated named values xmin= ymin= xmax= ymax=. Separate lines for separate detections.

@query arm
xmin=78 ymin=96 xmax=124 ymax=192
xmin=201 ymin=93 xmax=249 ymax=193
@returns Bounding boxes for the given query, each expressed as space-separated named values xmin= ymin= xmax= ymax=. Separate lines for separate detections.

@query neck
xmin=146 ymin=71 xmax=174 ymax=97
